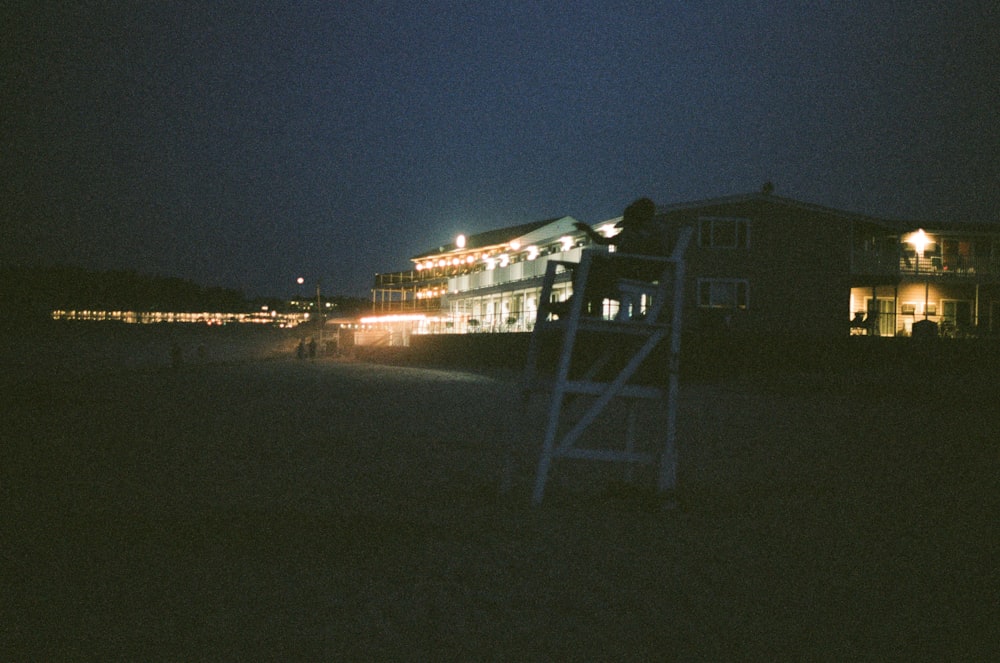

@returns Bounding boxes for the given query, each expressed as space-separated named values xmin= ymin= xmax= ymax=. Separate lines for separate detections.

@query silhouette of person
xmin=296 ymin=339 xmax=306 ymax=360
xmin=308 ymin=337 xmax=317 ymax=360
xmin=554 ymin=198 xmax=667 ymax=318
xmin=574 ymin=197 xmax=663 ymax=257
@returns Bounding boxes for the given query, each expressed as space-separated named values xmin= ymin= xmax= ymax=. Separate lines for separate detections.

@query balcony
xmin=852 ymin=250 xmax=1000 ymax=281
xmin=449 ymin=247 xmax=584 ymax=293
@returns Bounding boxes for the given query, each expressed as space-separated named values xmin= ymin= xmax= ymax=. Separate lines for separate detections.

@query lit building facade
xmin=372 ymin=216 xmax=607 ymax=334
xmin=850 ymin=223 xmax=1000 ymax=337
xmin=370 ymin=192 xmax=1000 ymax=339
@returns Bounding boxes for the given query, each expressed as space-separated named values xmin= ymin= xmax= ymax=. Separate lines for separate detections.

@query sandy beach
xmin=3 ymin=327 xmax=998 ymax=659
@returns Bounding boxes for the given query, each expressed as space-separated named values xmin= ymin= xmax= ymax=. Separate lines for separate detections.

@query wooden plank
xmin=562 ymin=380 xmax=663 ymax=400
xmin=554 ymin=447 xmax=654 ymax=464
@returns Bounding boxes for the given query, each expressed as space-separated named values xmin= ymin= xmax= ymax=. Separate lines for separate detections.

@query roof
xmin=410 ymin=217 xmax=566 ymax=260
xmin=657 ymin=192 xmax=899 ymax=225
xmin=662 ymin=192 xmax=1000 ymax=233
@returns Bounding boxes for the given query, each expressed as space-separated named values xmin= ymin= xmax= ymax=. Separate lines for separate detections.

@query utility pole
xmin=298 ymin=276 xmax=324 ymax=355
xmin=316 ymin=279 xmax=323 ymax=351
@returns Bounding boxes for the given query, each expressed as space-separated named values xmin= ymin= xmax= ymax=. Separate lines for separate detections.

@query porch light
xmin=908 ymin=229 xmax=930 ymax=255
xmin=499 ymin=254 xmax=510 ymax=267
xmin=527 ymin=245 xmax=539 ymax=260
xmin=456 ymin=234 xmax=466 ymax=248
xmin=510 ymin=240 xmax=521 ymax=250
xmin=560 ymin=236 xmax=574 ymax=251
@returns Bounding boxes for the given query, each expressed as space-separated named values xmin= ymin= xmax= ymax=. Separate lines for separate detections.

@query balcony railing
xmin=852 ymin=250 xmax=1000 ymax=280
xmin=450 ymin=247 xmax=584 ymax=293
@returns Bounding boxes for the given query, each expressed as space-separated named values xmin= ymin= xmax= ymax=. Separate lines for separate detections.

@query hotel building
xmin=370 ymin=192 xmax=1000 ymax=341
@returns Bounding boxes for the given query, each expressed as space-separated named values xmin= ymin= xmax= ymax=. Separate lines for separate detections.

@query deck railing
xmin=852 ymin=250 xmax=1000 ymax=279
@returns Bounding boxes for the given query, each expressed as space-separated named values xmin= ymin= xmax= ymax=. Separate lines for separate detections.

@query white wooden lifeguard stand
xmin=520 ymin=226 xmax=694 ymax=505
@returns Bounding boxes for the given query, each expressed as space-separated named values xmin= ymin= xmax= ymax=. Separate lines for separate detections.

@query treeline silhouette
xmin=2 ymin=266 xmax=249 ymax=318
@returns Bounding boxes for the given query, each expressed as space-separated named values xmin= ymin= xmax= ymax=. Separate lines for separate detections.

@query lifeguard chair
xmin=518 ymin=226 xmax=694 ymax=505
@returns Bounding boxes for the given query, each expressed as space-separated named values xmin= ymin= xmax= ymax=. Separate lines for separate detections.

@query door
xmin=942 ymin=299 xmax=973 ymax=336
xmin=865 ymin=297 xmax=897 ymax=336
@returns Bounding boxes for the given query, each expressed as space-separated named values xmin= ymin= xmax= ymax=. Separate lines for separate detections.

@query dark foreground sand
xmin=3 ymin=348 xmax=998 ymax=660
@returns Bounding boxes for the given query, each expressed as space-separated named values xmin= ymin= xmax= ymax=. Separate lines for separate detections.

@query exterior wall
xmin=659 ymin=198 xmax=853 ymax=340
xmin=443 ymin=247 xmax=584 ymax=332
xmin=851 ymin=281 xmax=1000 ymax=337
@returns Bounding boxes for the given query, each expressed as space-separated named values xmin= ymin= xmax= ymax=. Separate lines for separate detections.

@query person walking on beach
xmin=296 ymin=339 xmax=306 ymax=360
xmin=170 ymin=342 xmax=183 ymax=369
xmin=308 ymin=337 xmax=317 ymax=360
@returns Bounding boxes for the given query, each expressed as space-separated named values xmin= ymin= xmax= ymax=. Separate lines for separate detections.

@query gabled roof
xmin=664 ymin=192 xmax=1000 ymax=234
xmin=411 ymin=217 xmax=570 ymax=260
xmin=657 ymin=192 xmax=899 ymax=226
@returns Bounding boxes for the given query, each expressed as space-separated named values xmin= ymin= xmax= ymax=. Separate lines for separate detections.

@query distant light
xmin=499 ymin=254 xmax=510 ymax=267
xmin=456 ymin=234 xmax=466 ymax=249
xmin=560 ymin=236 xmax=574 ymax=252
xmin=509 ymin=240 xmax=521 ymax=250
xmin=527 ymin=245 xmax=539 ymax=260
xmin=297 ymin=277 xmax=305 ymax=285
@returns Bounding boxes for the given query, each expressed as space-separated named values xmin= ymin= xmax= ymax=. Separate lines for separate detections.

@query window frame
xmin=698 ymin=216 xmax=750 ymax=249
xmin=696 ymin=278 xmax=750 ymax=309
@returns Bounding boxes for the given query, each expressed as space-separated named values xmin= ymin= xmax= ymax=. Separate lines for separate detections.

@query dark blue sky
xmin=4 ymin=1 xmax=998 ymax=297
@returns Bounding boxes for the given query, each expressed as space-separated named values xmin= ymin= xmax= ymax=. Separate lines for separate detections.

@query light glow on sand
xmin=359 ymin=314 xmax=430 ymax=324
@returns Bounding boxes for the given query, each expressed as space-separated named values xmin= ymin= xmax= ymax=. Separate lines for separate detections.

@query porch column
xmin=975 ymin=283 xmax=980 ymax=330
xmin=894 ymin=284 xmax=899 ymax=337
xmin=870 ymin=284 xmax=878 ymax=336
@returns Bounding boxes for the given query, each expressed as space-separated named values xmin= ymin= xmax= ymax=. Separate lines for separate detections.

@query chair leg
xmin=624 ymin=401 xmax=638 ymax=483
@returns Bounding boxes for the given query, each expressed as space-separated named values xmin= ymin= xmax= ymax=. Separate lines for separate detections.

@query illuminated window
xmin=697 ymin=278 xmax=749 ymax=309
xmin=698 ymin=217 xmax=750 ymax=248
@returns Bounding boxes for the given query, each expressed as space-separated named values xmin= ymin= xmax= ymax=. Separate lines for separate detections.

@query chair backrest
xmin=604 ymin=225 xmax=694 ymax=324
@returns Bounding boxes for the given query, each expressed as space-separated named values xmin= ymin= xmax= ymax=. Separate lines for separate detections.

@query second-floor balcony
xmin=852 ymin=249 xmax=1000 ymax=280
xmin=852 ymin=226 xmax=1000 ymax=281
xmin=449 ymin=247 xmax=584 ymax=293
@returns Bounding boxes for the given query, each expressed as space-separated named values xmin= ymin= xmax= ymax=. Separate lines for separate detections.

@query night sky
xmin=4 ymin=2 xmax=998 ymax=297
